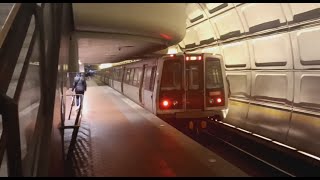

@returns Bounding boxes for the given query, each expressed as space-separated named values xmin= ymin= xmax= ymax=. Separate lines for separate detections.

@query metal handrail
xmin=0 ymin=125 xmax=7 ymax=168
xmin=0 ymin=3 xmax=38 ymax=176
xmin=60 ymin=93 xmax=84 ymax=161
xmin=65 ymin=94 xmax=84 ymax=122
xmin=0 ymin=4 xmax=20 ymax=47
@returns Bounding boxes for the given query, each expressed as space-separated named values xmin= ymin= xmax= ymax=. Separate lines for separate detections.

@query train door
xmin=150 ymin=66 xmax=157 ymax=112
xmin=142 ymin=65 xmax=156 ymax=112
xmin=121 ymin=67 xmax=125 ymax=93
xmin=185 ymin=55 xmax=204 ymax=110
xmin=111 ymin=68 xmax=114 ymax=88
xmin=139 ymin=64 xmax=146 ymax=104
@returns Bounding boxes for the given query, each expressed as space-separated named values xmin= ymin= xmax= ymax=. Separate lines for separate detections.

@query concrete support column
xmin=68 ymin=33 xmax=79 ymax=73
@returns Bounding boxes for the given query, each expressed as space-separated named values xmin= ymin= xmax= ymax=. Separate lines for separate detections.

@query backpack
xmin=75 ymin=78 xmax=85 ymax=92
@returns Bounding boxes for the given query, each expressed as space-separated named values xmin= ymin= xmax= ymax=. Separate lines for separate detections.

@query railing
xmin=59 ymin=94 xmax=84 ymax=161
xmin=0 ymin=4 xmax=20 ymax=47
xmin=0 ymin=3 xmax=40 ymax=176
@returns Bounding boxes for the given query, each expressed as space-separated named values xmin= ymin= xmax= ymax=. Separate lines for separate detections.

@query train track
xmin=201 ymin=129 xmax=294 ymax=177
xmin=169 ymin=120 xmax=320 ymax=177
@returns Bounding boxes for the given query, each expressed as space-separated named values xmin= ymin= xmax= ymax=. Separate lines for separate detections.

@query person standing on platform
xmin=72 ymin=73 xmax=87 ymax=110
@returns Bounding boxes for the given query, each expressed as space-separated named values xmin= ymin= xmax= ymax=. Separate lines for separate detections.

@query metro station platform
xmin=61 ymin=80 xmax=249 ymax=177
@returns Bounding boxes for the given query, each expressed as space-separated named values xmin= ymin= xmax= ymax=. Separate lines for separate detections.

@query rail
xmin=0 ymin=4 xmax=20 ymax=48
xmin=0 ymin=3 xmax=39 ymax=176
xmin=203 ymin=121 xmax=320 ymax=176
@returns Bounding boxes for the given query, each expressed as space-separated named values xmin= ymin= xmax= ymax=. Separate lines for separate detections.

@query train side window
xmin=107 ymin=70 xmax=111 ymax=80
xmin=144 ymin=67 xmax=152 ymax=90
xmin=133 ymin=68 xmax=142 ymax=87
xmin=129 ymin=68 xmax=135 ymax=85
xmin=114 ymin=70 xmax=117 ymax=80
xmin=113 ymin=70 xmax=117 ymax=80
xmin=116 ymin=69 xmax=120 ymax=81
xmin=116 ymin=69 xmax=119 ymax=81
xmin=132 ymin=68 xmax=138 ymax=86
xmin=119 ymin=68 xmax=124 ymax=81
xmin=137 ymin=68 xmax=143 ymax=86
xmin=150 ymin=66 xmax=157 ymax=91
xmin=112 ymin=70 xmax=115 ymax=80
xmin=125 ymin=69 xmax=131 ymax=83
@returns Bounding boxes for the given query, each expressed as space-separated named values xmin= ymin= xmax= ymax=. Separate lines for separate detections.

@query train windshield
xmin=206 ymin=58 xmax=223 ymax=89
xmin=161 ymin=60 xmax=182 ymax=90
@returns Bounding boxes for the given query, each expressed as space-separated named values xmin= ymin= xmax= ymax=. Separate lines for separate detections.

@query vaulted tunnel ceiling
xmin=73 ymin=3 xmax=320 ymax=65
xmin=72 ymin=3 xmax=187 ymax=64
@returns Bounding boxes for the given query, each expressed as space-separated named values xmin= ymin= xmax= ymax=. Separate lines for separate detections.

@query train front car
xmin=156 ymin=53 xmax=229 ymax=131
xmin=203 ymin=54 xmax=229 ymax=121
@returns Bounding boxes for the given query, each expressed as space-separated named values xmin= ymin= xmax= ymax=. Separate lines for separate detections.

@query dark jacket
xmin=72 ymin=76 xmax=87 ymax=93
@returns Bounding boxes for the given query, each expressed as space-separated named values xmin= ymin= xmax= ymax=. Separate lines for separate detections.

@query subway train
xmin=97 ymin=53 xmax=229 ymax=130
xmin=98 ymin=52 xmax=320 ymax=160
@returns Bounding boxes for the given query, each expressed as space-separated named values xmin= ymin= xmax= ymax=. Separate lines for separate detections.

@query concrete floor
xmin=63 ymin=79 xmax=249 ymax=177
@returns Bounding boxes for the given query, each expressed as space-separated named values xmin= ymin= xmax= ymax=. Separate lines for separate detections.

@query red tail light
xmin=160 ymin=98 xmax=182 ymax=110
xmin=162 ymin=100 xmax=169 ymax=107
xmin=160 ymin=99 xmax=171 ymax=109
xmin=216 ymin=97 xmax=222 ymax=103
xmin=159 ymin=91 xmax=183 ymax=110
